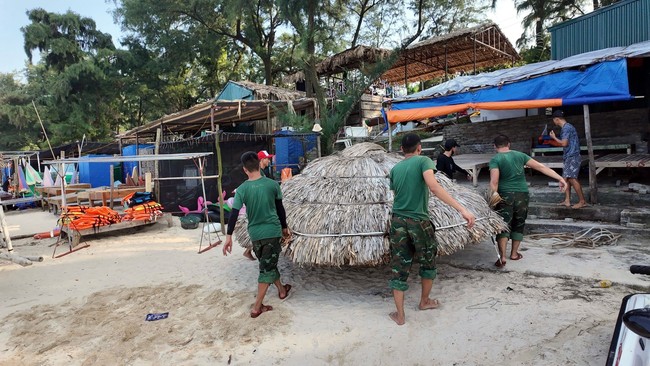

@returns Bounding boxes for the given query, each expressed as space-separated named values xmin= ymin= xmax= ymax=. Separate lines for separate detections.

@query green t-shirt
xmin=488 ymin=150 xmax=531 ymax=193
xmin=390 ymin=155 xmax=436 ymax=220
xmin=232 ymin=177 xmax=283 ymax=241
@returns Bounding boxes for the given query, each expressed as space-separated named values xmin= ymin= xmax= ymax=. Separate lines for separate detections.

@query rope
xmin=291 ymin=216 xmax=493 ymax=237
xmin=293 ymin=230 xmax=385 ymax=238
xmin=526 ymin=227 xmax=621 ymax=248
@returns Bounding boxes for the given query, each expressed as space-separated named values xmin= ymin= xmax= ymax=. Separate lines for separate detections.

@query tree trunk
xmin=592 ymin=0 xmax=599 ymax=10
xmin=263 ymin=56 xmax=273 ymax=86
xmin=535 ymin=19 xmax=544 ymax=51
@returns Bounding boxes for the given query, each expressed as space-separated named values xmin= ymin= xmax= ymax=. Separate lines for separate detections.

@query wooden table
xmin=594 ymin=154 xmax=650 ymax=175
xmin=531 ymin=144 xmax=632 ymax=157
xmin=76 ymin=186 xmax=146 ymax=207
xmin=59 ymin=213 xmax=173 ymax=249
xmin=453 ymin=154 xmax=493 ymax=187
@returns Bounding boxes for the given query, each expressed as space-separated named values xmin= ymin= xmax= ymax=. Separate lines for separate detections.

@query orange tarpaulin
xmin=386 ymin=99 xmax=563 ymax=124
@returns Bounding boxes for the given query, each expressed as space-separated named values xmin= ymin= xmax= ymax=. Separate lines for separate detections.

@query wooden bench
xmin=531 ymin=144 xmax=632 ymax=157
xmin=45 ymin=193 xmax=79 ymax=214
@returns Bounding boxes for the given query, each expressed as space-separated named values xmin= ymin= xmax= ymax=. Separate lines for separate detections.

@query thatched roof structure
xmin=284 ymin=46 xmax=393 ymax=84
xmin=236 ymin=142 xmax=507 ymax=267
xmin=284 ymin=22 xmax=519 ymax=85
xmin=224 ymin=81 xmax=306 ymax=101
xmin=118 ymin=98 xmax=316 ymax=139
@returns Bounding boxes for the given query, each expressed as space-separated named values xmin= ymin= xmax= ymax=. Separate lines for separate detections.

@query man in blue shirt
xmin=550 ymin=110 xmax=587 ymax=208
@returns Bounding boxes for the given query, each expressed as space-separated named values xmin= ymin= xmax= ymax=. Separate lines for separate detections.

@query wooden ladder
xmin=0 ymin=205 xmax=13 ymax=251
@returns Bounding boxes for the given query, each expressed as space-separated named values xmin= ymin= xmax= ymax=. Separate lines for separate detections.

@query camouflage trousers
xmin=496 ymin=191 xmax=529 ymax=241
xmin=388 ymin=215 xmax=438 ymax=292
xmin=252 ymin=237 xmax=281 ymax=284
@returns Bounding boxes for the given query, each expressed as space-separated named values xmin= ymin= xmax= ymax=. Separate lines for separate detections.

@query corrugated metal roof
xmin=550 ymin=0 xmax=650 ymax=59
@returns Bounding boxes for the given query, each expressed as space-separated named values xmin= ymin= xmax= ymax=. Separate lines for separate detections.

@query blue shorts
xmin=563 ymin=155 xmax=581 ymax=179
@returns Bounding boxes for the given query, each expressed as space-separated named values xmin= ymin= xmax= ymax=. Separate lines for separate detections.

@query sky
xmin=0 ymin=0 xmax=524 ymax=75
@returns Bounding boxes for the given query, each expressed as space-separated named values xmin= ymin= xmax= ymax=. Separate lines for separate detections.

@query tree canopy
xmin=0 ymin=0 xmax=603 ymax=151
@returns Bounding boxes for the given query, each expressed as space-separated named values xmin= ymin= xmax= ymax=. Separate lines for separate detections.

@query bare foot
xmin=389 ymin=311 xmax=405 ymax=325
xmin=251 ymin=304 xmax=273 ymax=318
xmin=557 ymin=201 xmax=570 ymax=207
xmin=418 ymin=298 xmax=440 ymax=310
xmin=572 ymin=202 xmax=587 ymax=209
xmin=243 ymin=249 xmax=255 ymax=261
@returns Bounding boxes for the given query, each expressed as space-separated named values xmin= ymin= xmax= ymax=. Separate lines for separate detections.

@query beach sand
xmin=1 ymin=208 xmax=649 ymax=365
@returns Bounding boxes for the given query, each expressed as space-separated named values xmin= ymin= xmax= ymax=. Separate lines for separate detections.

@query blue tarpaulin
xmin=384 ymin=40 xmax=650 ymax=123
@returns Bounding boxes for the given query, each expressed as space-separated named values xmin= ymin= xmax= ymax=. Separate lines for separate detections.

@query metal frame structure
xmin=42 ymin=152 xmax=222 ymax=256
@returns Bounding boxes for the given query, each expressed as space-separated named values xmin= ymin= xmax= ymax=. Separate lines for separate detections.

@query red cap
xmin=257 ymin=150 xmax=274 ymax=160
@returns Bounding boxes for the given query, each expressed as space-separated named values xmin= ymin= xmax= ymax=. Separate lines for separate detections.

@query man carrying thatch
xmin=223 ymin=152 xmax=292 ymax=318
xmin=388 ymin=133 xmax=476 ymax=326
xmin=489 ymin=134 xmax=567 ymax=268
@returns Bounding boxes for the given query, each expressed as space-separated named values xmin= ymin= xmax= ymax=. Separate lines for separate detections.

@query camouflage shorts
xmin=496 ymin=191 xmax=529 ymax=241
xmin=252 ymin=237 xmax=281 ymax=284
xmin=388 ymin=215 xmax=438 ymax=292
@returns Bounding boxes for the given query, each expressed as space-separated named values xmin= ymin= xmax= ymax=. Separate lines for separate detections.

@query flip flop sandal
xmin=510 ymin=253 xmax=523 ymax=260
xmin=495 ymin=259 xmax=506 ymax=268
xmin=279 ymin=284 xmax=292 ymax=300
xmin=250 ymin=304 xmax=273 ymax=318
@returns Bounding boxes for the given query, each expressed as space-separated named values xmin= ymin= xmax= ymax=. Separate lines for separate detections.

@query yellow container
xmin=599 ymin=280 xmax=612 ymax=288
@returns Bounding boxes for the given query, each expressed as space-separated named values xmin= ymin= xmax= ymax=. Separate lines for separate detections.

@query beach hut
xmin=236 ymin=143 xmax=507 ymax=267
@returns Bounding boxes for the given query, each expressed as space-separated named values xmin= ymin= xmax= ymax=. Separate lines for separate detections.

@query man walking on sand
xmin=241 ymin=150 xmax=275 ymax=261
xmin=489 ymin=134 xmax=567 ymax=268
xmin=388 ymin=133 xmax=476 ymax=326
xmin=549 ymin=110 xmax=587 ymax=208
xmin=223 ymin=152 xmax=292 ymax=318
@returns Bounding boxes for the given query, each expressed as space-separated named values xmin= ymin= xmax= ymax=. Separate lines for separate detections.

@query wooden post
xmin=60 ymin=151 xmax=67 ymax=211
xmin=388 ymin=123 xmax=392 ymax=152
xmin=154 ymin=128 xmax=162 ymax=201
xmin=0 ymin=252 xmax=32 ymax=266
xmin=583 ymin=105 xmax=598 ymax=204
xmin=109 ymin=165 xmax=115 ymax=209
xmin=0 ymin=204 xmax=13 ymax=252
xmin=215 ymin=130 xmax=225 ymax=235
xmin=145 ymin=172 xmax=152 ymax=192
xmin=316 ymin=134 xmax=322 ymax=158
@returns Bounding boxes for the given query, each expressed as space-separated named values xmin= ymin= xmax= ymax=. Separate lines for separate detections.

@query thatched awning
xmin=118 ymin=98 xmax=316 ymax=139
xmin=284 ymin=46 xmax=393 ymax=84
xmin=225 ymin=80 xmax=306 ymax=101
xmin=284 ymin=22 xmax=519 ymax=84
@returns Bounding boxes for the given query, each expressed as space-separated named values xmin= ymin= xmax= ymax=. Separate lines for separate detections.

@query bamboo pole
xmin=215 ymin=130 xmax=225 ymax=235
xmin=583 ymin=105 xmax=598 ymax=204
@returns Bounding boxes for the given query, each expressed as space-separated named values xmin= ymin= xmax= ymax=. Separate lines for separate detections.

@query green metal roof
xmin=550 ymin=0 xmax=650 ymax=59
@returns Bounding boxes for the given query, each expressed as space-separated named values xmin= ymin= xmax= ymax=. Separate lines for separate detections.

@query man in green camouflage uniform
xmin=223 ymin=152 xmax=292 ymax=318
xmin=489 ymin=134 xmax=567 ymax=268
xmin=388 ymin=133 xmax=476 ymax=326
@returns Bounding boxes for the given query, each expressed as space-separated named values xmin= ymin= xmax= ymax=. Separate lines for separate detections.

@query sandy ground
xmin=1 ymin=208 xmax=650 ymax=365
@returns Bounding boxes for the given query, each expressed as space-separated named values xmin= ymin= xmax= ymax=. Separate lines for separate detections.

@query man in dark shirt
xmin=436 ymin=139 xmax=471 ymax=181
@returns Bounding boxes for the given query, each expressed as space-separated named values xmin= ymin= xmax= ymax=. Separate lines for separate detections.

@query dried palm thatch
xmin=236 ymin=142 xmax=507 ymax=267
xmin=430 ymin=173 xmax=508 ymax=255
